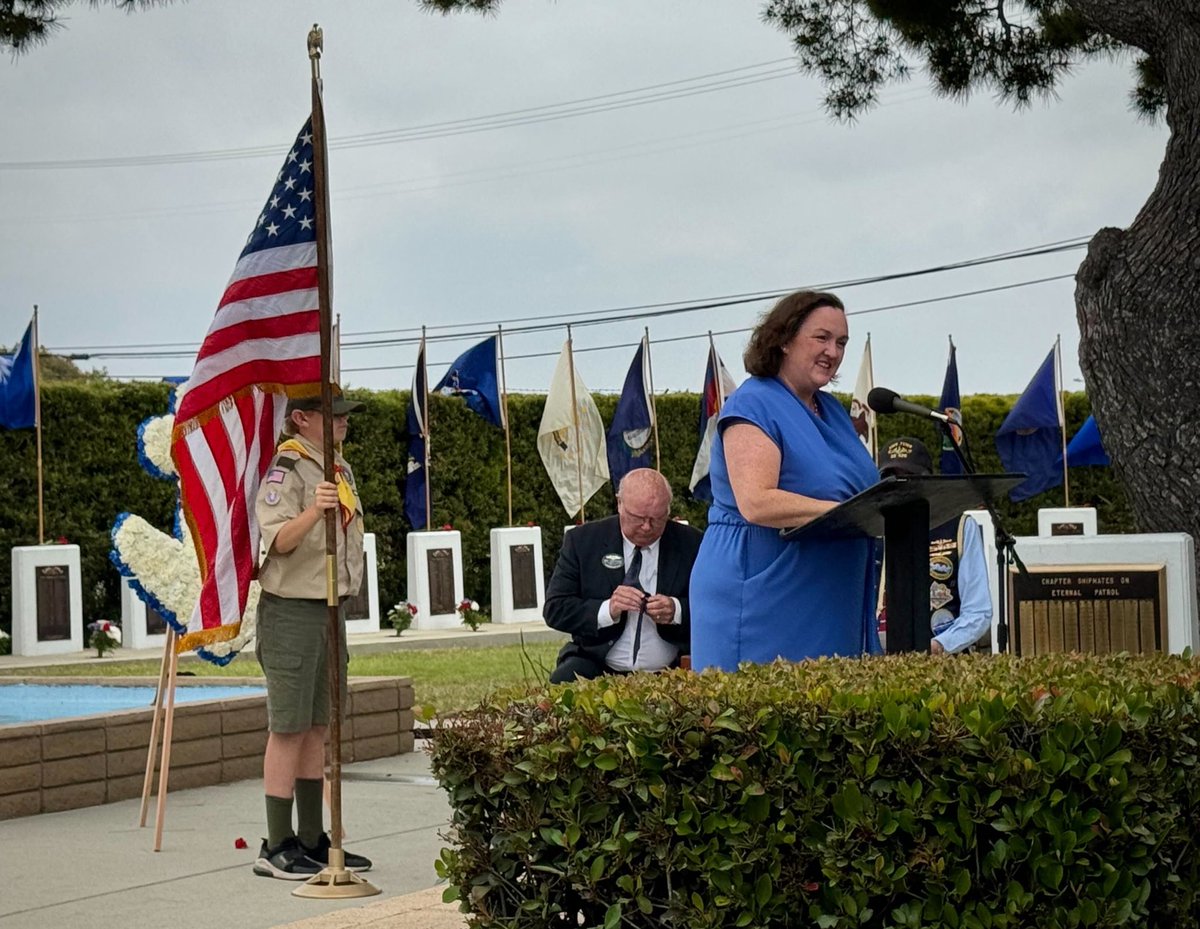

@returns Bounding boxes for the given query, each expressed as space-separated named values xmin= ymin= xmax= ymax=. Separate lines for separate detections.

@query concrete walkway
xmin=1 ymin=622 xmax=568 ymax=928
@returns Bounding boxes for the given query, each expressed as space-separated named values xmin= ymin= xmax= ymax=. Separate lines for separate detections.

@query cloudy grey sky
xmin=1 ymin=1 xmax=1168 ymax=402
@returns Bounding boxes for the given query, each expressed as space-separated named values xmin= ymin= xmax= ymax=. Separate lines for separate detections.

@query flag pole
xmin=565 ymin=325 xmax=586 ymax=523
xmin=295 ymin=24 xmax=379 ymax=899
xmin=644 ymin=327 xmax=660 ymax=471
xmin=32 ymin=306 xmax=44 ymax=544
xmin=421 ymin=327 xmax=432 ymax=531
xmin=1056 ymin=334 xmax=1069 ymax=507
xmin=497 ymin=326 xmax=513 ymax=525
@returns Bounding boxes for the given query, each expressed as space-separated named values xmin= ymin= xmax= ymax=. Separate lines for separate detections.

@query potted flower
xmin=457 ymin=599 xmax=488 ymax=632
xmin=87 ymin=620 xmax=122 ymax=657
xmin=387 ymin=601 xmax=418 ymax=636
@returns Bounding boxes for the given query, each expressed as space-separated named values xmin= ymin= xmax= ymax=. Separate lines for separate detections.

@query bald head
xmin=616 ymin=469 xmax=673 ymax=547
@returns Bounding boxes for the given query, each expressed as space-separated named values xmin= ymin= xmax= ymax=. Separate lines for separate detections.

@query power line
xmin=50 ymin=235 xmax=1088 ymax=358
xmin=102 ymin=271 xmax=1074 ymax=378
xmin=1 ymin=59 xmax=799 ymax=171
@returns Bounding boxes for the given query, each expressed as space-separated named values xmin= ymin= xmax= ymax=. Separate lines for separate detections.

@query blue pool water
xmin=0 ymin=683 xmax=266 ymax=725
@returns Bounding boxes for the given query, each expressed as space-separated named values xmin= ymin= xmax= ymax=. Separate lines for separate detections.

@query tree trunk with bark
xmin=1075 ymin=1 xmax=1200 ymax=606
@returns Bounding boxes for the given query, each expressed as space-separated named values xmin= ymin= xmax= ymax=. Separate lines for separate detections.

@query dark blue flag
xmin=405 ymin=339 xmax=429 ymax=530
xmin=0 ymin=320 xmax=37 ymax=430
xmin=996 ymin=345 xmax=1063 ymax=501
xmin=938 ymin=340 xmax=966 ymax=475
xmin=433 ymin=336 xmax=504 ymax=428
xmin=606 ymin=336 xmax=655 ymax=489
xmin=1062 ymin=414 xmax=1110 ymax=468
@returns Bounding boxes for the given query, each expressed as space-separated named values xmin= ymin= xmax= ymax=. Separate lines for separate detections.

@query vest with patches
xmin=928 ymin=515 xmax=968 ymax=636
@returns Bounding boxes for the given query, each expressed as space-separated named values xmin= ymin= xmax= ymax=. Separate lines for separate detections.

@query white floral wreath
xmin=109 ymin=388 xmax=259 ymax=664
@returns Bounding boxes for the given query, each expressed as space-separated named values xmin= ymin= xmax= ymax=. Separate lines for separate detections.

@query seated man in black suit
xmin=544 ymin=469 xmax=703 ymax=683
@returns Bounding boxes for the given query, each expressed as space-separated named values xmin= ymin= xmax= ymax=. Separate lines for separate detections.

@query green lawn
xmin=0 ymin=641 xmax=561 ymax=715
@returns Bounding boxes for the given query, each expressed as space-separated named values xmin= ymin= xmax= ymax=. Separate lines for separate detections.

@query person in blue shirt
xmin=877 ymin=436 xmax=992 ymax=654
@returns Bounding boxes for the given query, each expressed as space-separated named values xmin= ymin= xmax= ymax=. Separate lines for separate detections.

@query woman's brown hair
xmin=743 ymin=290 xmax=845 ymax=377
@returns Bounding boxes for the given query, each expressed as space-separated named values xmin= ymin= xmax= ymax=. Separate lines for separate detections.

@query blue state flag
xmin=606 ymin=336 xmax=655 ymax=489
xmin=1061 ymin=414 xmax=1110 ymax=468
xmin=433 ymin=336 xmax=504 ymax=428
xmin=0 ymin=320 xmax=37 ymax=430
xmin=938 ymin=340 xmax=967 ymax=475
xmin=405 ymin=339 xmax=429 ymax=530
xmin=995 ymin=345 xmax=1063 ymax=501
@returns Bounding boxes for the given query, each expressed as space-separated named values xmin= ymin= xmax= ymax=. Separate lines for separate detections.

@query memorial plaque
xmin=427 ymin=548 xmax=455 ymax=615
xmin=146 ymin=604 xmax=169 ymax=635
xmin=36 ymin=565 xmax=71 ymax=641
xmin=344 ymin=574 xmax=371 ymax=621
xmin=1009 ymin=565 xmax=1166 ymax=656
xmin=509 ymin=544 xmax=538 ymax=611
xmin=1051 ymin=522 xmax=1085 ymax=536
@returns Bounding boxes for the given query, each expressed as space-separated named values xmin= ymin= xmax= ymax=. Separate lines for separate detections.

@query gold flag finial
xmin=307 ymin=23 xmax=323 ymax=60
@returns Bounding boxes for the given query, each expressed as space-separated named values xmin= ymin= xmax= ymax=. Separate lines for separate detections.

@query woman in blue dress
xmin=690 ymin=290 xmax=881 ymax=671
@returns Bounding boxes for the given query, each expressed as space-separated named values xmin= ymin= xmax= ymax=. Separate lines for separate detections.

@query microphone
xmin=867 ymin=386 xmax=951 ymax=423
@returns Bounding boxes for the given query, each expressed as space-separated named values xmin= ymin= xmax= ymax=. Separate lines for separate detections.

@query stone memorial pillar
xmin=344 ymin=532 xmax=381 ymax=634
xmin=489 ymin=527 xmax=545 ymax=624
xmin=1037 ymin=506 xmax=1098 ymax=537
xmin=11 ymin=545 xmax=84 ymax=657
xmin=406 ymin=530 xmax=464 ymax=630
xmin=120 ymin=578 xmax=170 ymax=651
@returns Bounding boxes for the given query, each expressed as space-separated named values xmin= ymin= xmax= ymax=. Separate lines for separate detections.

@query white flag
xmin=849 ymin=335 xmax=877 ymax=460
xmin=688 ymin=343 xmax=738 ymax=498
xmin=538 ymin=341 xmax=610 ymax=518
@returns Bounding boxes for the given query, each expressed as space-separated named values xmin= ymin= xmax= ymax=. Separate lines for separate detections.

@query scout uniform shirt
xmin=256 ymin=434 xmax=365 ymax=600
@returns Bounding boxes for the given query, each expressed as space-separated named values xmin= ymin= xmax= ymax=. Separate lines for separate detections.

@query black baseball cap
xmin=286 ymin=391 xmax=364 ymax=416
xmin=878 ymin=436 xmax=933 ymax=477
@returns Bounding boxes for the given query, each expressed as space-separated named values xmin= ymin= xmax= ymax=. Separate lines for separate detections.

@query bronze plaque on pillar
xmin=344 ymin=574 xmax=370 ymax=621
xmin=427 ymin=548 xmax=455 ymax=615
xmin=509 ymin=544 xmax=538 ymax=611
xmin=145 ymin=604 xmax=169 ymax=635
xmin=1009 ymin=565 xmax=1167 ymax=656
xmin=36 ymin=565 xmax=71 ymax=641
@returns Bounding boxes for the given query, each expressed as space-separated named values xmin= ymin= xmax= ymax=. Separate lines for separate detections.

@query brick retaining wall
xmin=0 ymin=676 xmax=414 ymax=820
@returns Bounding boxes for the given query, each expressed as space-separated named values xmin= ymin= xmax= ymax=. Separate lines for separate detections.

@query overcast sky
xmin=1 ymin=1 xmax=1168 ymax=404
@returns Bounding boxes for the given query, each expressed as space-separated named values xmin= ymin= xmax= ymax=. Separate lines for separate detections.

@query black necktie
xmin=625 ymin=547 xmax=645 ymax=665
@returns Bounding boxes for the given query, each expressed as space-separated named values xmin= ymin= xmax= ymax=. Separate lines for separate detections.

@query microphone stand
xmin=937 ymin=417 xmax=1028 ymax=654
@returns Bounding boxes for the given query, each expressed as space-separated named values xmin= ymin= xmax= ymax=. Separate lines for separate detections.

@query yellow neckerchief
xmin=276 ymin=438 xmax=359 ymax=529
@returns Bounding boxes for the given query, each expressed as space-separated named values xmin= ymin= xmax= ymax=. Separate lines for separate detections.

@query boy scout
xmin=252 ymin=393 xmax=371 ymax=880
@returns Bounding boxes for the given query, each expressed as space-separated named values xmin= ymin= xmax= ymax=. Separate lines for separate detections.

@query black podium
xmin=782 ymin=474 xmax=1024 ymax=654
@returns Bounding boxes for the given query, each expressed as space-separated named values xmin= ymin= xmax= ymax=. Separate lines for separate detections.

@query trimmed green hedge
xmin=0 ymin=383 xmax=1128 ymax=632
xmin=430 ymin=654 xmax=1200 ymax=928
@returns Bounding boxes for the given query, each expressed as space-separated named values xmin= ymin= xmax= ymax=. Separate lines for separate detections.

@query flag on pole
xmin=938 ymin=339 xmax=968 ymax=475
xmin=689 ymin=342 xmax=737 ymax=501
xmin=0 ymin=319 xmax=37 ymax=430
xmin=538 ymin=341 xmax=609 ymax=518
xmin=1061 ymin=414 xmax=1110 ymax=468
xmin=606 ymin=334 xmax=655 ymax=489
xmin=848 ymin=335 xmax=876 ymax=459
xmin=405 ymin=337 xmax=429 ymax=529
xmin=433 ymin=336 xmax=504 ymax=428
xmin=995 ymin=344 xmax=1064 ymax=501
xmin=170 ymin=118 xmax=323 ymax=659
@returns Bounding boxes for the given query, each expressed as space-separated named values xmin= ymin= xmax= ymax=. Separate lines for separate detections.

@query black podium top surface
xmin=780 ymin=473 xmax=1024 ymax=541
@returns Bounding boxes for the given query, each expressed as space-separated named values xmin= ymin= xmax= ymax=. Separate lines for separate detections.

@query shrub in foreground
xmin=431 ymin=653 xmax=1200 ymax=928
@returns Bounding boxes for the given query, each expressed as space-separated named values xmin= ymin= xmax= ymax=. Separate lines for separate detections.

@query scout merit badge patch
xmin=602 ymin=553 xmax=624 ymax=570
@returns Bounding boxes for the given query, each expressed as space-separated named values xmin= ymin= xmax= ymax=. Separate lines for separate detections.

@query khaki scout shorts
xmin=255 ymin=592 xmax=349 ymax=734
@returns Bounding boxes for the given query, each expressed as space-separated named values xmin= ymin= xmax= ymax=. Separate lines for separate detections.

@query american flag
xmin=171 ymin=117 xmax=324 ymax=659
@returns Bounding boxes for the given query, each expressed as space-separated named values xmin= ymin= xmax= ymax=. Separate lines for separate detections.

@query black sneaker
xmin=252 ymin=837 xmax=323 ymax=880
xmin=303 ymin=832 xmax=372 ymax=872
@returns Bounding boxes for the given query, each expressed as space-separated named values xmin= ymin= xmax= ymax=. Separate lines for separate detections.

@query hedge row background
xmin=0 ymin=383 xmax=1129 ymax=632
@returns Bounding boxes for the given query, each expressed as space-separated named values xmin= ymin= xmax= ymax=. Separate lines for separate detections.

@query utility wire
xmin=53 ymin=236 xmax=1087 ymax=357
xmin=1 ymin=60 xmax=798 ymax=171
